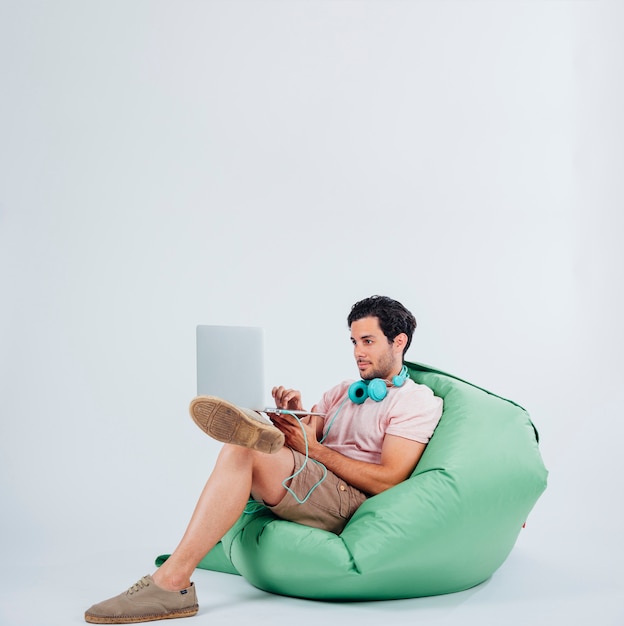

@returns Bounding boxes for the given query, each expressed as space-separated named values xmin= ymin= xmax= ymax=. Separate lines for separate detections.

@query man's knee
xmin=216 ymin=443 xmax=258 ymax=470
xmin=249 ymin=447 xmax=296 ymax=502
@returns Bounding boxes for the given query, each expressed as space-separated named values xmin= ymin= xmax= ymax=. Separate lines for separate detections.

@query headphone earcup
xmin=392 ymin=365 xmax=409 ymax=387
xmin=348 ymin=380 xmax=369 ymax=404
xmin=367 ymin=378 xmax=388 ymax=402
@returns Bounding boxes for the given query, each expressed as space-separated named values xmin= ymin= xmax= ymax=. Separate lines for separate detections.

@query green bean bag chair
xmin=156 ymin=362 xmax=548 ymax=599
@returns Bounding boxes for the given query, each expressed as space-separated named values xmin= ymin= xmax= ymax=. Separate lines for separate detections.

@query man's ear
xmin=394 ymin=333 xmax=408 ymax=352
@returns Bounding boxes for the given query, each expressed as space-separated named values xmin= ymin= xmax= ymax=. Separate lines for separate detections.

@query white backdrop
xmin=1 ymin=2 xmax=622 ymax=625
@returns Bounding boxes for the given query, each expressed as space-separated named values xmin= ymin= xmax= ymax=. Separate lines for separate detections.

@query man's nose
xmin=354 ymin=344 xmax=366 ymax=358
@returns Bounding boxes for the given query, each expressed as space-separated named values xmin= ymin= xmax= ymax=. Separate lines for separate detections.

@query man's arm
xmin=269 ymin=385 xmax=427 ymax=494
xmin=309 ymin=434 xmax=426 ymax=495
xmin=272 ymin=416 xmax=426 ymax=496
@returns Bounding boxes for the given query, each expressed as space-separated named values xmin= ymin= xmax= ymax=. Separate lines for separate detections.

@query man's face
xmin=350 ymin=316 xmax=403 ymax=381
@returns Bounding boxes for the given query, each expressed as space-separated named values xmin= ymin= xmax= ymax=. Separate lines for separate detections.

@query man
xmin=85 ymin=295 xmax=443 ymax=623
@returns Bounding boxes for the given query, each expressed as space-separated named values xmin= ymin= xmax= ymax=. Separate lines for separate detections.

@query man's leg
xmin=85 ymin=401 xmax=294 ymax=623
xmin=151 ymin=442 xmax=295 ymax=590
xmin=85 ymin=444 xmax=294 ymax=622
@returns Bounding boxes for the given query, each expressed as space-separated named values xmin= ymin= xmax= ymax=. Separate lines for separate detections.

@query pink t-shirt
xmin=314 ymin=378 xmax=443 ymax=464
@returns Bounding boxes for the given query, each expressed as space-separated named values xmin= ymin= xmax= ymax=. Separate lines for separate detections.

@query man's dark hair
xmin=347 ymin=295 xmax=417 ymax=355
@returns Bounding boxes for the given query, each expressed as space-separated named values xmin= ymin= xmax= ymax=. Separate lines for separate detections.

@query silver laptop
xmin=196 ymin=325 xmax=266 ymax=410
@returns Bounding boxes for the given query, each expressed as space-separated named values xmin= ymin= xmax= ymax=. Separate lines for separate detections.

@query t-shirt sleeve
xmin=385 ymin=383 xmax=443 ymax=444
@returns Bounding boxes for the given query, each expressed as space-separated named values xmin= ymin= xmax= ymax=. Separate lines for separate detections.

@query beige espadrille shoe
xmin=189 ymin=395 xmax=285 ymax=454
xmin=84 ymin=575 xmax=198 ymax=624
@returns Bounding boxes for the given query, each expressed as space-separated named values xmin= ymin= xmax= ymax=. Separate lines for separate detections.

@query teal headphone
xmin=348 ymin=365 xmax=409 ymax=404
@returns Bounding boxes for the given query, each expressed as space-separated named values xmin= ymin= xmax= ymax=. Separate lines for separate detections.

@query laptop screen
xmin=196 ymin=325 xmax=266 ymax=410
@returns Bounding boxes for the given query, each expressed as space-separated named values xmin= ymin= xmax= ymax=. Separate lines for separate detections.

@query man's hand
xmin=271 ymin=386 xmax=304 ymax=412
xmin=270 ymin=414 xmax=319 ymax=455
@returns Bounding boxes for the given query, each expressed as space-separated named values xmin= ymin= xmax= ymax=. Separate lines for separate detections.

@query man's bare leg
xmin=152 ymin=443 xmax=295 ymax=591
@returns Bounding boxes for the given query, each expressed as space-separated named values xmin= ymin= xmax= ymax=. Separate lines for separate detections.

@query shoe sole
xmin=189 ymin=396 xmax=285 ymax=454
xmin=84 ymin=605 xmax=198 ymax=623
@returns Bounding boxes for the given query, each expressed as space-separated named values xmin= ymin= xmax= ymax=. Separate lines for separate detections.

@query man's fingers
xmin=271 ymin=386 xmax=302 ymax=409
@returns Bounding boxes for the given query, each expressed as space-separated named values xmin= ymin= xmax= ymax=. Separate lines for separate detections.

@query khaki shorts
xmin=266 ymin=449 xmax=368 ymax=534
